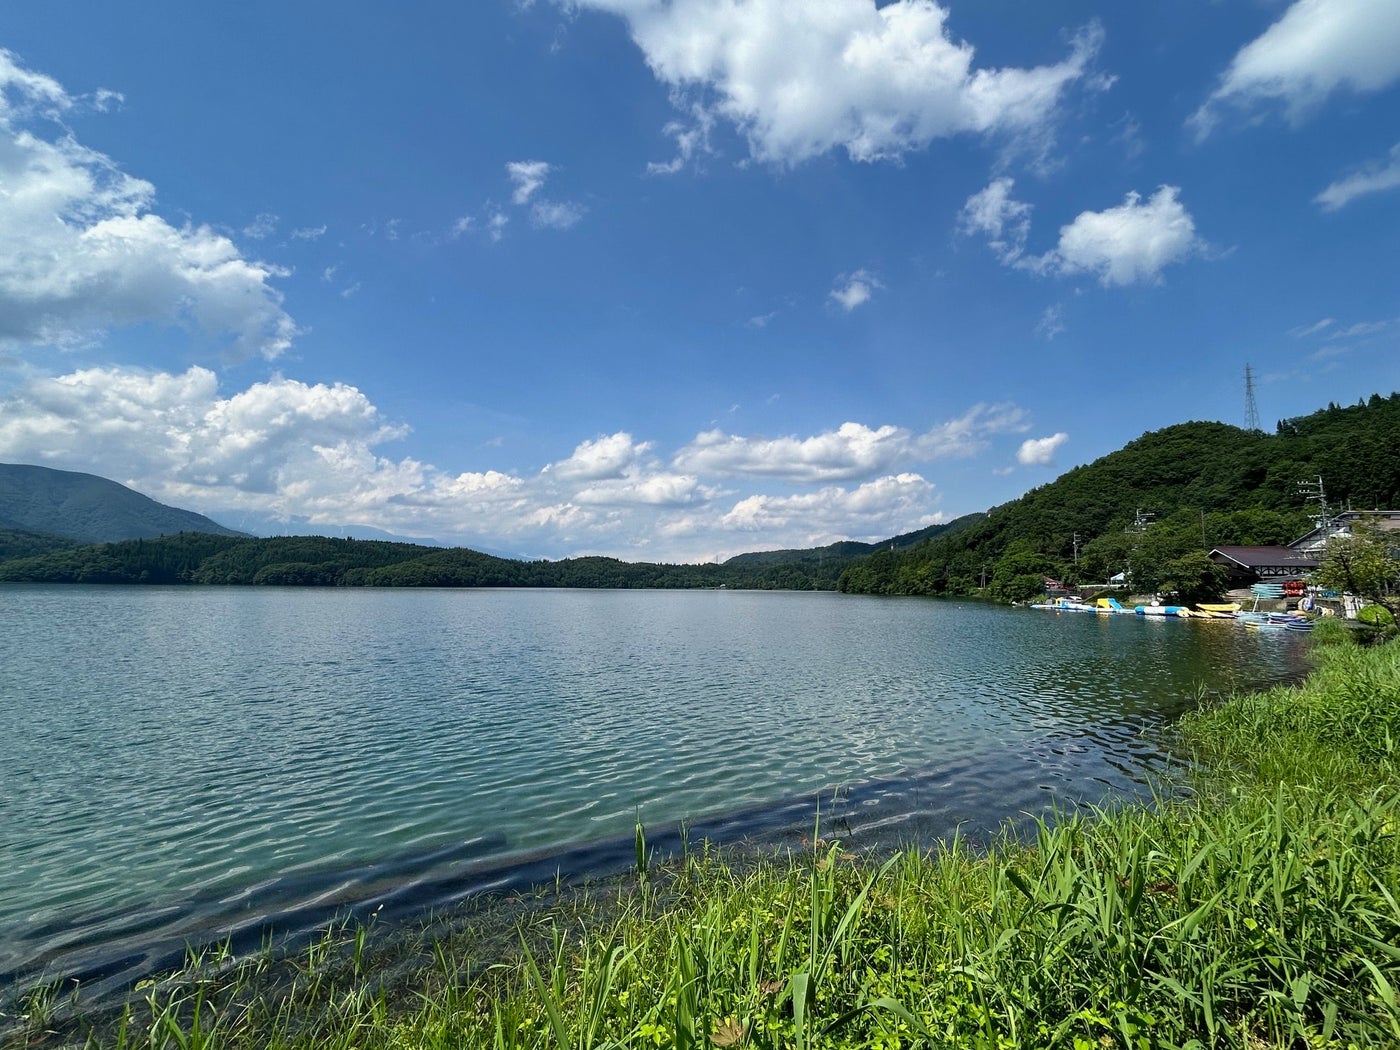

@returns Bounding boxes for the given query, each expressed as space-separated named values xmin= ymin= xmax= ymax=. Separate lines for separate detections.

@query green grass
xmin=9 ymin=636 xmax=1400 ymax=1049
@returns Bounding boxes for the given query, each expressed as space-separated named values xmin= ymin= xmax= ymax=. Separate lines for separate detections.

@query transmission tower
xmin=1244 ymin=363 xmax=1260 ymax=432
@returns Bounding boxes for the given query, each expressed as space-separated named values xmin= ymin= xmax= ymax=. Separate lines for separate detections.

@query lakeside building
xmin=1207 ymin=510 xmax=1400 ymax=588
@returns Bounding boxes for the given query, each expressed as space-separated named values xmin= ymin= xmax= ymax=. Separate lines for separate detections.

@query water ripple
xmin=0 ymin=588 xmax=1310 ymax=995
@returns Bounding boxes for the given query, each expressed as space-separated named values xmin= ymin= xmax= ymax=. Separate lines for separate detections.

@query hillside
xmin=720 ymin=513 xmax=986 ymax=588
xmin=0 ymin=464 xmax=245 ymax=543
xmin=838 ymin=392 xmax=1400 ymax=600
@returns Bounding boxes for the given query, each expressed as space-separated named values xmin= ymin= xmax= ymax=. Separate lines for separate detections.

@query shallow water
xmin=0 ymin=586 xmax=1311 ymax=996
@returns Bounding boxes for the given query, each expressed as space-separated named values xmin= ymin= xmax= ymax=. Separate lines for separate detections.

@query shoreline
xmin=2 ymin=719 xmax=1186 ymax=1025
xmin=9 ymin=625 xmax=1397 ymax=1049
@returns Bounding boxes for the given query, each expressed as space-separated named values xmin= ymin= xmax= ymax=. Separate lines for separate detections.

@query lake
xmin=0 ymin=586 xmax=1311 ymax=999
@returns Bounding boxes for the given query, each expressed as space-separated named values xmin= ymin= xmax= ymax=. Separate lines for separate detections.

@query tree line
xmin=838 ymin=393 xmax=1400 ymax=602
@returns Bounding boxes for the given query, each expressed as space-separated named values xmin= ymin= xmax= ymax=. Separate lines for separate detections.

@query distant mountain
xmin=0 ymin=464 xmax=246 ymax=543
xmin=722 ymin=513 xmax=986 ymax=569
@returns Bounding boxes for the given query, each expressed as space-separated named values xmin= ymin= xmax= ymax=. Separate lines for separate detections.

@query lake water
xmin=0 ymin=586 xmax=1311 ymax=999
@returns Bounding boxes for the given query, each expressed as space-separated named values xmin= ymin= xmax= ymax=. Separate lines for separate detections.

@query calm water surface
xmin=0 ymin=586 xmax=1311 ymax=995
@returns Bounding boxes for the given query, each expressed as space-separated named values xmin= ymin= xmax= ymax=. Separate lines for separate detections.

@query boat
xmin=1196 ymin=603 xmax=1240 ymax=618
xmin=1029 ymin=597 xmax=1098 ymax=612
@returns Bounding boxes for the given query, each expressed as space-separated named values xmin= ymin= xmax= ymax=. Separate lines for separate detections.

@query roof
xmin=1209 ymin=546 xmax=1320 ymax=571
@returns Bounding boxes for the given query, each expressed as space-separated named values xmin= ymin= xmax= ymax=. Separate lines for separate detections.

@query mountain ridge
xmin=0 ymin=463 xmax=246 ymax=543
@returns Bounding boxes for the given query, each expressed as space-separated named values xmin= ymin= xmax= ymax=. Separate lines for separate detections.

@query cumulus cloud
xmin=677 ymin=421 xmax=908 ymax=481
xmin=675 ymin=405 xmax=1027 ymax=482
xmin=572 ymin=0 xmax=1103 ymax=166
xmin=1039 ymin=186 xmax=1202 ymax=286
xmin=829 ymin=270 xmax=882 ymax=311
xmin=1315 ymin=142 xmax=1400 ymax=211
xmin=961 ymin=182 xmax=1202 ymax=285
xmin=1016 ymin=432 xmax=1068 ymax=466
xmin=0 ymin=363 xmax=1034 ymax=560
xmin=0 ymin=49 xmax=296 ymax=360
xmin=1192 ymin=0 xmax=1400 ymax=136
xmin=720 ymin=473 xmax=936 ymax=538
xmin=546 ymin=432 xmax=653 ymax=481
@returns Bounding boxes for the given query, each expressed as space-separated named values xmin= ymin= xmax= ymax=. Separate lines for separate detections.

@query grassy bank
xmin=10 ymin=630 xmax=1400 ymax=1049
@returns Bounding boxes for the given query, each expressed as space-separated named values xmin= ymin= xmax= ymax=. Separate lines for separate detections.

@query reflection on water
xmin=0 ymin=587 xmax=1310 ymax=995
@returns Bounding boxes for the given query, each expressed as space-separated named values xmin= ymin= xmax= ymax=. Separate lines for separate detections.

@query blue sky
xmin=0 ymin=0 xmax=1396 ymax=561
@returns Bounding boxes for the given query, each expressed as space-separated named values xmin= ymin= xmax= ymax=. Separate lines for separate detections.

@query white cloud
xmin=0 ymin=48 xmax=71 ymax=119
xmin=0 ymin=50 xmax=296 ymax=360
xmin=290 ymin=224 xmax=327 ymax=240
xmin=507 ymin=160 xmax=552 ymax=204
xmin=488 ymin=210 xmax=510 ymax=241
xmin=1016 ymin=432 xmax=1068 ymax=466
xmin=958 ymin=177 xmax=1032 ymax=263
xmin=573 ymin=472 xmax=705 ymax=506
xmin=1040 ymin=186 xmax=1202 ymax=286
xmin=531 ymin=199 xmax=587 ymax=229
xmin=1036 ymin=304 xmax=1066 ymax=341
xmin=546 ymin=432 xmax=652 ymax=480
xmin=913 ymin=402 xmax=1029 ymax=458
xmin=242 ymin=213 xmax=278 ymax=240
xmin=646 ymin=101 xmax=717 ymax=175
xmin=572 ymin=1 xmax=1102 ymax=166
xmin=961 ymin=183 xmax=1203 ymax=286
xmin=829 ymin=269 xmax=882 ymax=311
xmin=1315 ymin=142 xmax=1400 ymax=211
xmin=1192 ymin=0 xmax=1400 ymax=136
xmin=720 ymin=473 xmax=935 ymax=538
xmin=1289 ymin=317 xmax=1335 ymax=338
xmin=677 ymin=421 xmax=908 ymax=481
xmin=675 ymin=405 xmax=1026 ymax=482
xmin=0 ymin=363 xmax=1030 ymax=560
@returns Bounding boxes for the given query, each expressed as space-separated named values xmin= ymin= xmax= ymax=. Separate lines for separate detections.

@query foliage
xmin=0 ymin=533 xmax=864 ymax=591
xmin=1160 ymin=550 xmax=1230 ymax=606
xmin=1358 ymin=605 xmax=1395 ymax=628
xmin=0 ymin=527 xmax=78 ymax=562
xmin=1314 ymin=519 xmax=1400 ymax=623
xmin=842 ymin=393 xmax=1400 ymax=599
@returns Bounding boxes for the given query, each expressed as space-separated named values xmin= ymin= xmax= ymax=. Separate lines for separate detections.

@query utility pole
xmin=1126 ymin=509 xmax=1153 ymax=589
xmin=1072 ymin=531 xmax=1080 ymax=565
xmin=1298 ymin=475 xmax=1333 ymax=535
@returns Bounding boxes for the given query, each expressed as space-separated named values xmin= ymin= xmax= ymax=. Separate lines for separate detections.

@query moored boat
xmin=1196 ymin=603 xmax=1240 ymax=618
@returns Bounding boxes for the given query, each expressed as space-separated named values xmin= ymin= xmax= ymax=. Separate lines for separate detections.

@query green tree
xmin=1160 ymin=550 xmax=1230 ymax=606
xmin=1314 ymin=520 xmax=1400 ymax=623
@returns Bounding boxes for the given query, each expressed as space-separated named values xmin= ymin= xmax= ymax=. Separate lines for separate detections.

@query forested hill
xmin=719 ymin=513 xmax=986 ymax=588
xmin=0 ymin=532 xmax=840 ymax=589
xmin=0 ymin=463 xmax=245 ymax=543
xmin=838 ymin=392 xmax=1400 ymax=600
